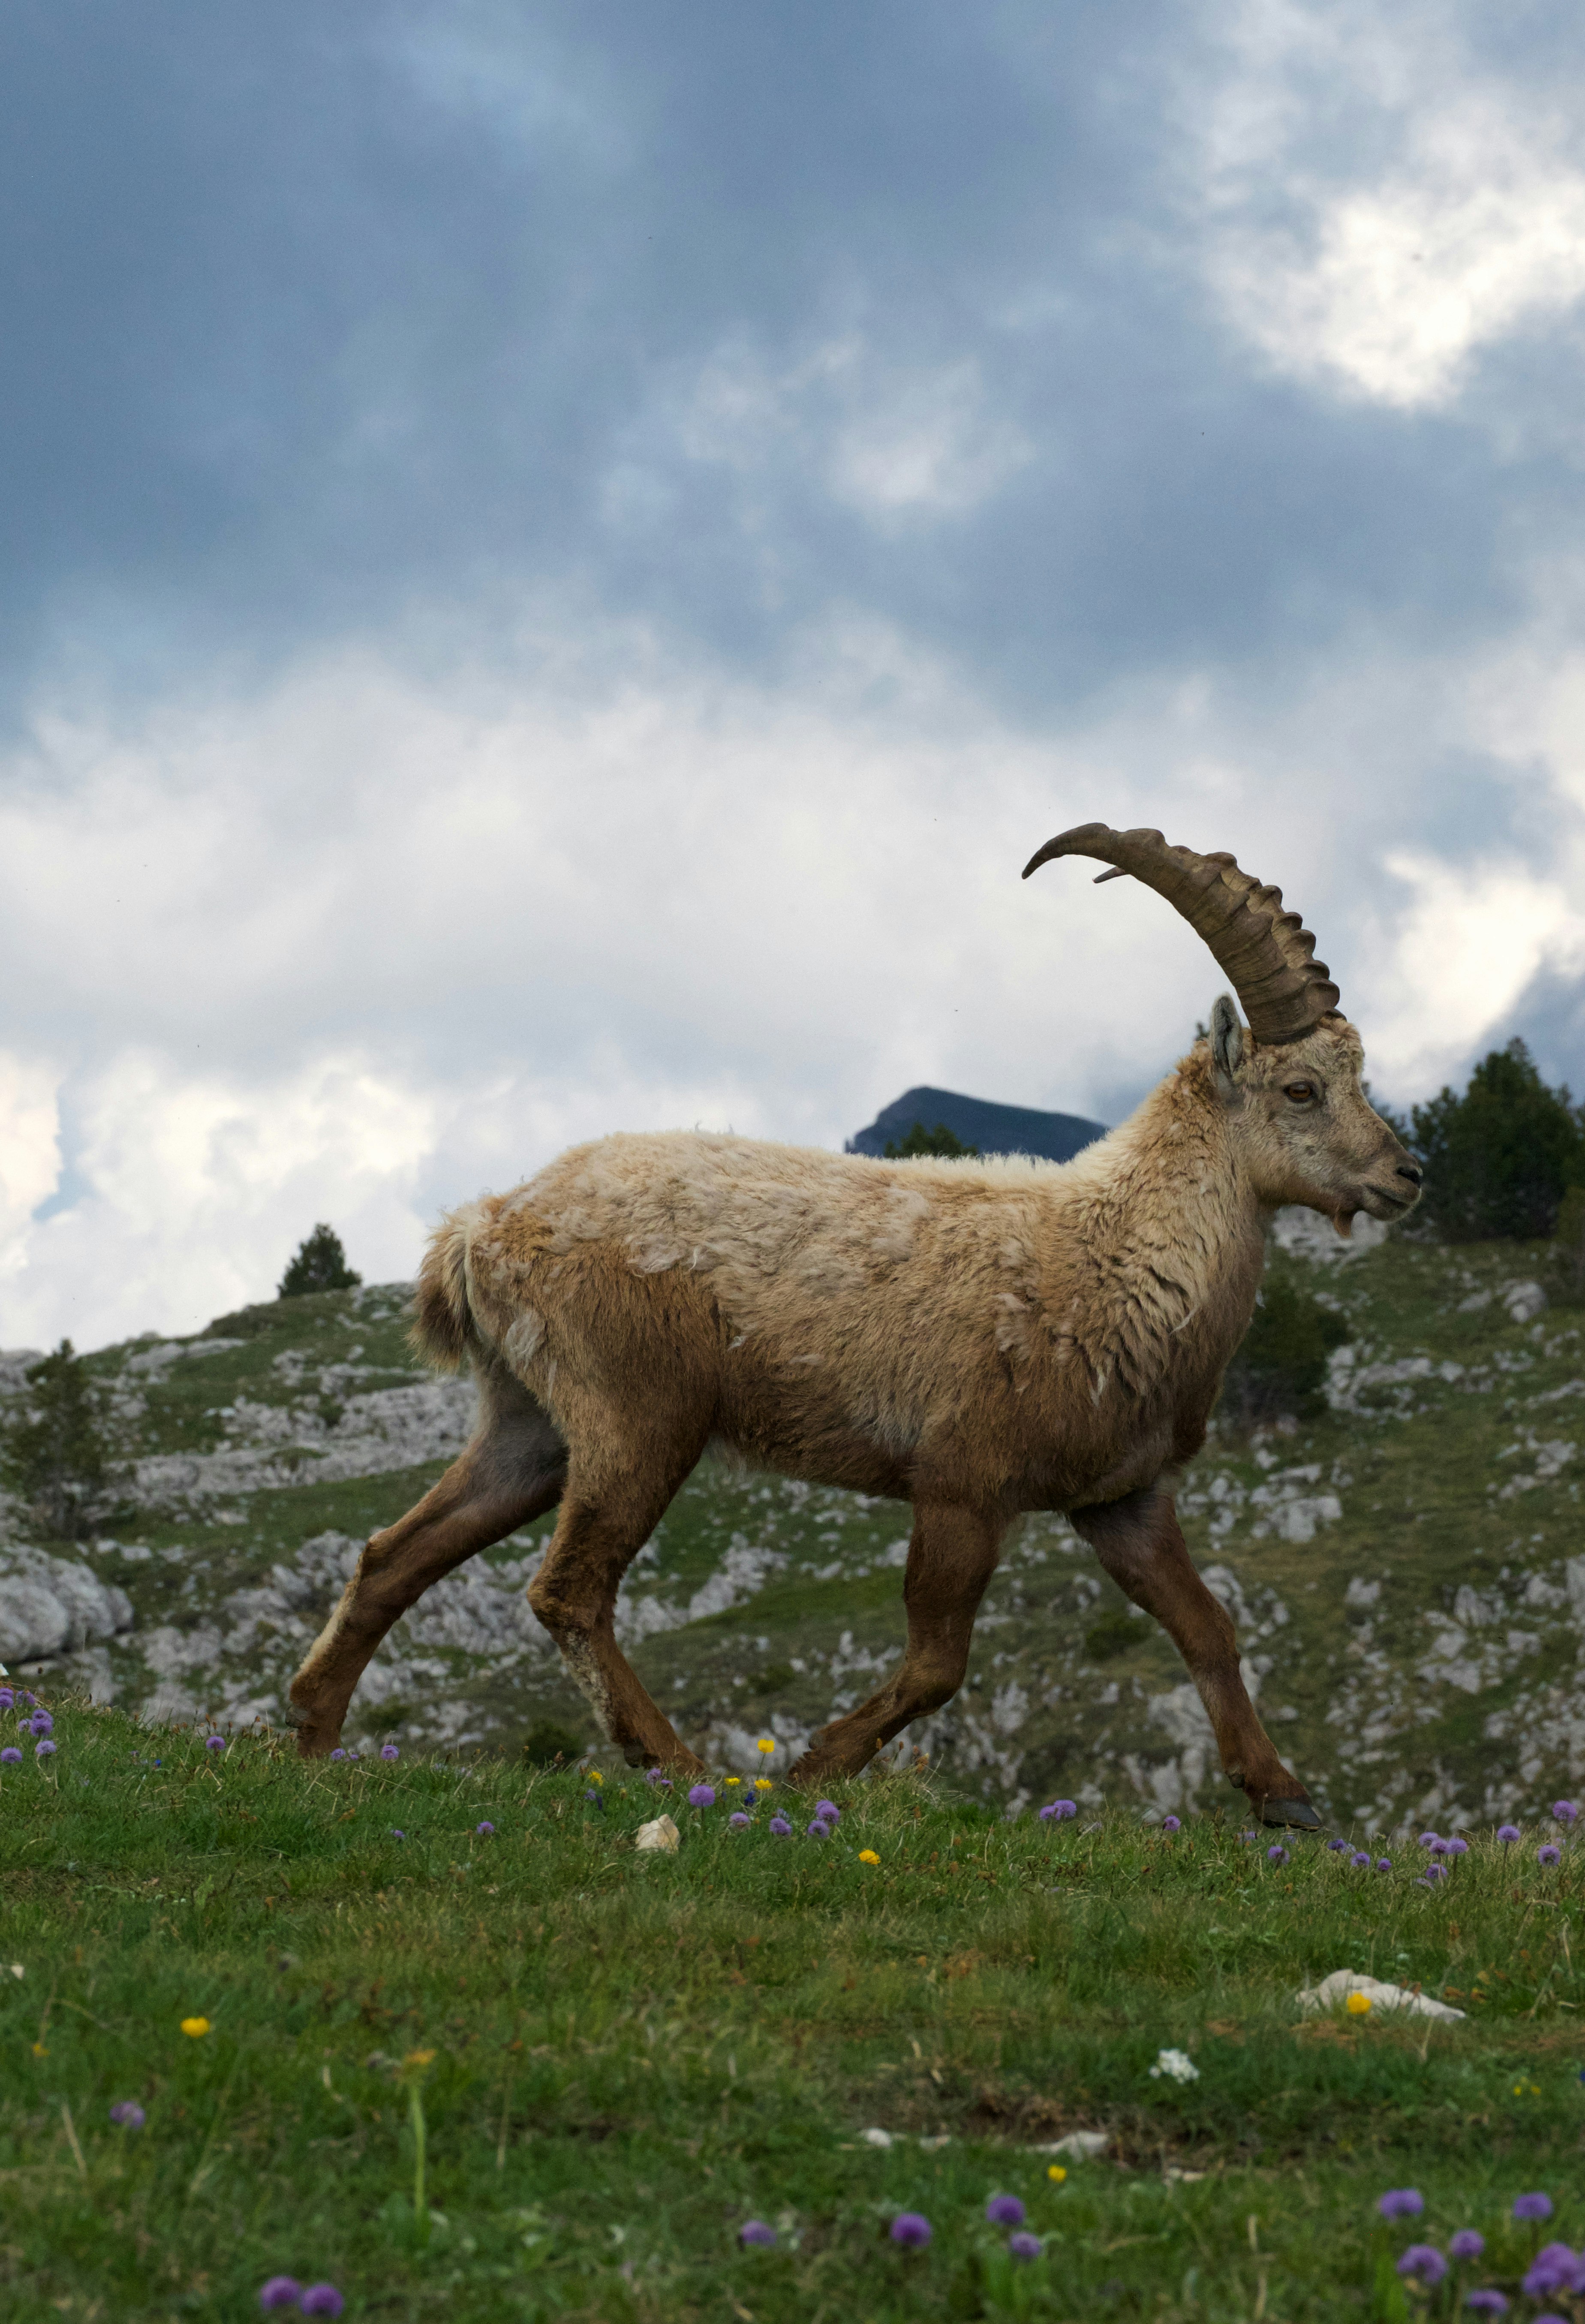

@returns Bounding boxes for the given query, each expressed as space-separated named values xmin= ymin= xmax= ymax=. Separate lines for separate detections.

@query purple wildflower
xmin=806 ymin=1819 xmax=830 ymax=1839
xmin=688 ymin=1784 xmax=716 ymax=1808
xmin=109 ymin=2101 xmax=145 ymax=2128
xmin=729 ymin=1812 xmax=751 ymax=1829
xmin=986 ymin=2195 xmax=1026 ymax=2227
xmin=1161 ymin=1816 xmax=1181 ymax=1833
xmin=1 ymin=1749 xmax=22 ymax=1766
xmin=1397 ymin=2246 xmax=1448 ymax=2286
xmin=475 ymin=1821 xmax=495 ymax=1836
xmin=1040 ymin=1800 xmax=1077 ymax=1821
xmin=330 ymin=1749 xmax=345 ymax=1761
xmin=1445 ymin=1836 xmax=1469 ymax=1854
xmin=34 ymin=1740 xmax=56 ymax=1759
xmin=1430 ymin=1837 xmax=1452 ymax=1856
xmin=258 ymin=2282 xmax=304 ymax=2313
xmin=890 ymin=2213 xmax=932 ymax=2249
xmin=1267 ymin=1845 xmax=1289 ymax=1865
xmin=205 ymin=1735 xmax=226 ymax=1752
xmin=739 ymin=2220 xmax=776 ymax=2247
xmin=0 ymin=1689 xmax=11 ymax=1710
xmin=1539 ymin=1844 xmax=1562 ymax=1866
xmin=389 ymin=1828 xmax=404 ymax=1840
xmin=1523 ymin=2245 xmax=1582 ymax=2299
xmin=1008 ymin=2232 xmax=1042 ymax=2261
xmin=1377 ymin=1858 xmax=1392 ymax=1871
xmin=380 ymin=1743 xmax=399 ymax=1761
xmin=347 ymin=1752 xmax=360 ymax=1761
xmin=1239 ymin=1830 xmax=1259 ymax=1843
xmin=300 ymin=2290 xmax=345 ymax=2319
xmin=1450 ymin=2230 xmax=1486 ymax=2260
xmin=1498 ymin=1824 xmax=1520 ymax=1843
xmin=1419 ymin=1831 xmax=1439 ymax=1848
xmin=815 ymin=1800 xmax=841 ymax=1823
xmin=1328 ymin=1836 xmax=1349 ymax=1852
xmin=1513 ymin=2192 xmax=1554 ymax=2222
xmin=1464 ymin=2294 xmax=1508 ymax=2316
xmin=1352 ymin=1850 xmax=1371 ymax=1868
xmin=1554 ymin=1800 xmax=1579 ymax=1824
xmin=1378 ymin=2190 xmax=1425 ymax=2220
xmin=29 ymin=1711 xmax=53 ymax=1735
xmin=645 ymin=1769 xmax=673 ymax=1789
xmin=1425 ymin=1863 xmax=1448 ymax=1881
xmin=769 ymin=1815 xmax=792 ymax=1836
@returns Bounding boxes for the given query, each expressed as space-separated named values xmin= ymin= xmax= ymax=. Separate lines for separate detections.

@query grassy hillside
xmin=1 ymin=1227 xmax=1583 ymax=1829
xmin=3 ymin=1696 xmax=1581 ymax=2320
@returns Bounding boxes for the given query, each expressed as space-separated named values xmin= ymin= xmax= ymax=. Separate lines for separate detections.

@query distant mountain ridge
xmin=847 ymin=1085 xmax=1107 ymax=1163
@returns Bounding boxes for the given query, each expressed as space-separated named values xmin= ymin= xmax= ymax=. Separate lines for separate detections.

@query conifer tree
xmin=277 ymin=1224 xmax=362 ymax=1298
xmin=0 ymin=1339 xmax=109 ymax=1540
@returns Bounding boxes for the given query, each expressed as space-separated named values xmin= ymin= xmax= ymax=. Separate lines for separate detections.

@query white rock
xmin=1295 ymin=1969 xmax=1464 ymax=2021
xmin=635 ymin=1814 xmax=680 ymax=1853
xmin=1030 ymin=2130 xmax=1108 ymax=2158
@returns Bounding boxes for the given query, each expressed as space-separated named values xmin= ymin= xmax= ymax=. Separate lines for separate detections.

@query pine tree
xmin=277 ymin=1224 xmax=362 ymax=1298
xmin=0 ymin=1339 xmax=110 ymax=1541
xmin=1406 ymin=1039 xmax=1585 ymax=1242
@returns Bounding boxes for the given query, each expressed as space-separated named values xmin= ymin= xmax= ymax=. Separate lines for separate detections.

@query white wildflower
xmin=1148 ymin=2046 xmax=1199 ymax=2084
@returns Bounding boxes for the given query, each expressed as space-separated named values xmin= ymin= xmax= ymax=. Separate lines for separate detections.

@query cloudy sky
xmin=6 ymin=0 xmax=1585 ymax=1350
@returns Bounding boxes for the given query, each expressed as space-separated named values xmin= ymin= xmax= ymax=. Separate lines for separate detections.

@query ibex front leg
xmin=1070 ymin=1486 xmax=1319 ymax=1829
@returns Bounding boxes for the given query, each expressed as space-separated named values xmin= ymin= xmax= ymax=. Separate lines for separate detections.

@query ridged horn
xmin=1021 ymin=822 xmax=1341 ymax=1046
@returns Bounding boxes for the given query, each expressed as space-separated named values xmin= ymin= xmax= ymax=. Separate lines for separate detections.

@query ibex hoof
xmin=1259 ymin=1797 xmax=1321 ymax=1829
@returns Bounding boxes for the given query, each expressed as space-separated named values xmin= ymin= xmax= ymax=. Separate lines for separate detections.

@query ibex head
xmin=1023 ymin=823 xmax=1423 ymax=1236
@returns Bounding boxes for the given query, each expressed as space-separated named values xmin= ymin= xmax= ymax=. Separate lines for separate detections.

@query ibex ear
xmin=1210 ymin=993 xmax=1244 ymax=1081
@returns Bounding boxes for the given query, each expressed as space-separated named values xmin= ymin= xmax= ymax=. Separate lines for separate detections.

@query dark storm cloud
xmin=0 ymin=0 xmax=1558 ymax=729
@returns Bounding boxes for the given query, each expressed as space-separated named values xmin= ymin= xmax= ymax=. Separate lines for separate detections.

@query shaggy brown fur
xmin=289 ymin=1009 xmax=1419 ymax=1822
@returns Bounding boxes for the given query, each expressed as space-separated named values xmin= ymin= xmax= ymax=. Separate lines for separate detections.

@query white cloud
xmin=1191 ymin=0 xmax=1585 ymax=407
xmin=1368 ymin=854 xmax=1583 ymax=1092
xmin=6 ymin=587 xmax=1585 ymax=1349
xmin=0 ymin=1055 xmax=60 ymax=1302
xmin=675 ymin=335 xmax=1029 ymax=518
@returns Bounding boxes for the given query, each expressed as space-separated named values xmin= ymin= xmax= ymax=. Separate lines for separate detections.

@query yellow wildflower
xmin=725 ymin=1776 xmax=741 ymax=1787
xmin=858 ymin=1849 xmax=880 ymax=1865
xmin=1345 ymin=1992 xmax=1371 ymax=2017
xmin=586 ymin=1770 xmax=603 ymax=1785
xmin=756 ymin=1737 xmax=775 ymax=1755
xmin=30 ymin=2041 xmax=47 ymax=2057
xmin=180 ymin=2017 xmax=211 ymax=2038
xmin=1047 ymin=2165 xmax=1067 ymax=2183
xmin=755 ymin=1778 xmax=773 ymax=1792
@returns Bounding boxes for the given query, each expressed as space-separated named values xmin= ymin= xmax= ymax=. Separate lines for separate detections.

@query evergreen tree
xmin=1406 ymin=1039 xmax=1585 ymax=1242
xmin=277 ymin=1224 xmax=362 ymax=1298
xmin=0 ymin=1339 xmax=110 ymax=1540
xmin=882 ymin=1120 xmax=980 ymax=1160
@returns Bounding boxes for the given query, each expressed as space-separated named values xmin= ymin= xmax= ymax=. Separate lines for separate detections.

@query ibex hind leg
xmin=288 ymin=1365 xmax=567 ymax=1757
xmin=527 ymin=1419 xmax=714 ymax=1776
xmin=1070 ymin=1486 xmax=1321 ymax=1829
xmin=788 ymin=1505 xmax=1004 ymax=1786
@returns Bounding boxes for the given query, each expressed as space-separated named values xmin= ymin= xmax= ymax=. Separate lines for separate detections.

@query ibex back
xmin=289 ymin=824 xmax=1422 ymax=1823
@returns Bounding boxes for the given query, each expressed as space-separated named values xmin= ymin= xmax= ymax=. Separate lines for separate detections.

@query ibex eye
xmin=1284 ymin=1082 xmax=1315 ymax=1102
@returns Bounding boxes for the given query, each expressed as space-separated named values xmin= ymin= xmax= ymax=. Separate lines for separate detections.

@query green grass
xmin=5 ymin=1695 xmax=1583 ymax=2319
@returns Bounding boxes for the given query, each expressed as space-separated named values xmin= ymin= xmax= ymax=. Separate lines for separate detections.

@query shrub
xmin=521 ymin=1718 xmax=587 ymax=1767
xmin=0 ymin=1340 xmax=114 ymax=1540
xmin=1218 ymin=1258 xmax=1350 ymax=1432
xmin=1402 ymin=1039 xmax=1585 ymax=1242
xmin=882 ymin=1121 xmax=980 ymax=1159
xmin=278 ymin=1225 xmax=362 ymax=1299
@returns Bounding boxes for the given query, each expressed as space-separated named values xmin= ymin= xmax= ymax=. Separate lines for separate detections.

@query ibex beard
xmin=289 ymin=823 xmax=1421 ymax=1825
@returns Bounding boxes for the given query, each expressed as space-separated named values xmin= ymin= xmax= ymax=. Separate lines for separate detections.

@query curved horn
xmin=1022 ymin=822 xmax=1341 ymax=1046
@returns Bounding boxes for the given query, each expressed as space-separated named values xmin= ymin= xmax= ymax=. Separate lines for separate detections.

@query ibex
xmin=289 ymin=825 xmax=1421 ymax=1824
